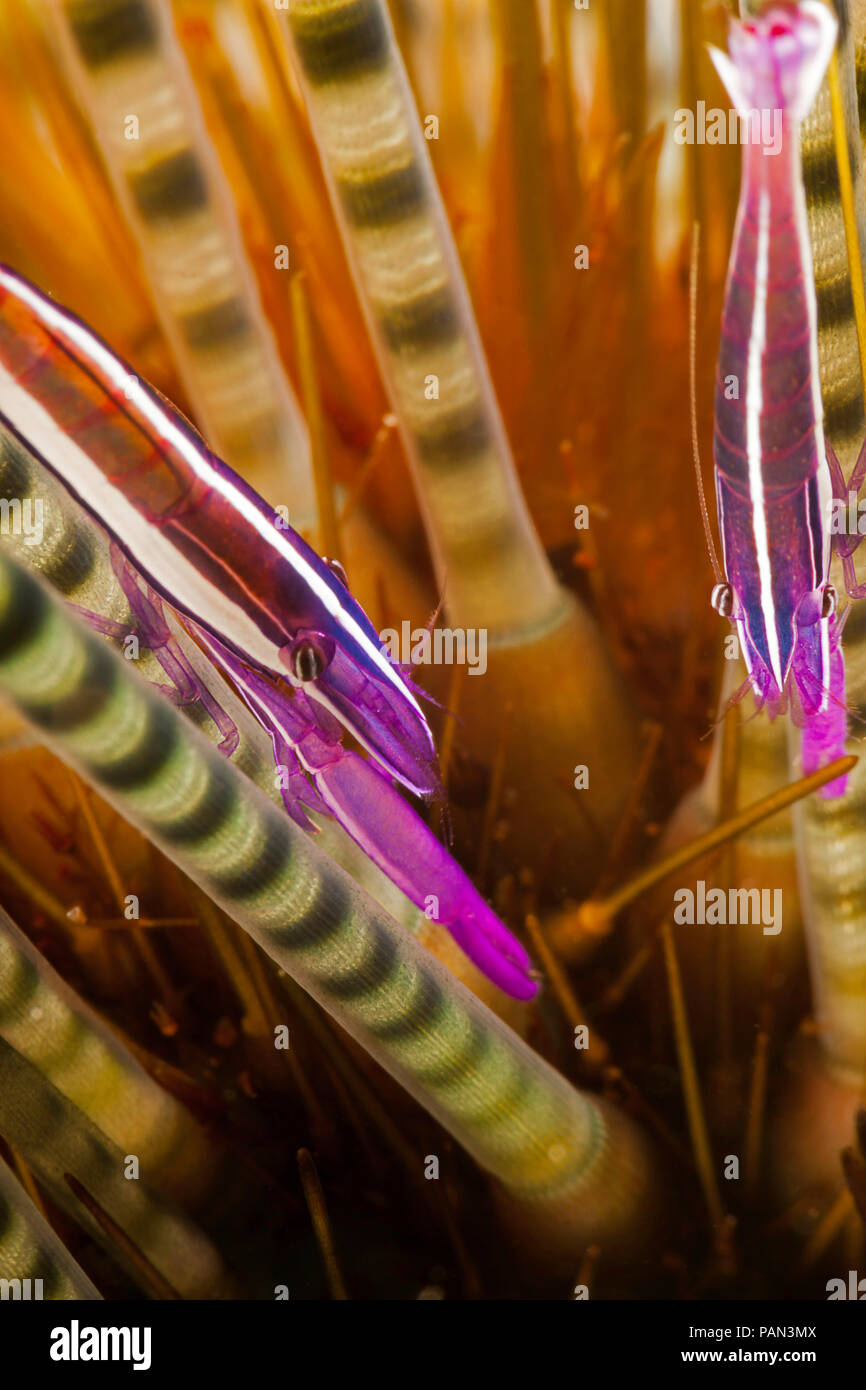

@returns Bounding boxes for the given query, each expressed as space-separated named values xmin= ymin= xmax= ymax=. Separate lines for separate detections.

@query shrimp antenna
xmin=690 ymin=222 xmax=725 ymax=585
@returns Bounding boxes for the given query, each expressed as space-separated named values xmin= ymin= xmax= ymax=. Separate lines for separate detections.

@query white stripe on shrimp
xmin=745 ymin=186 xmax=784 ymax=691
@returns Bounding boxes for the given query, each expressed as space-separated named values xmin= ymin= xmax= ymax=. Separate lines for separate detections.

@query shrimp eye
xmin=821 ymin=584 xmax=838 ymax=620
xmin=290 ymin=636 xmax=331 ymax=683
xmin=711 ymin=582 xmax=734 ymax=618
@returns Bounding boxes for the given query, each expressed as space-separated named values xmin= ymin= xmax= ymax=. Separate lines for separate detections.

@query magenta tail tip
xmin=817 ymin=772 xmax=850 ymax=801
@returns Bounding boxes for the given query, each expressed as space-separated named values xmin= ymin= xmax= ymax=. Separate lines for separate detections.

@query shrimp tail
xmin=800 ymin=632 xmax=850 ymax=799
xmin=313 ymin=752 xmax=538 ymax=1001
xmin=708 ymin=1 xmax=837 ymax=124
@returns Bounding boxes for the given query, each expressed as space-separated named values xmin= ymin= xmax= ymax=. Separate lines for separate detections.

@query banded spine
xmin=851 ymin=0 xmax=866 ymax=157
xmin=274 ymin=1 xmax=645 ymax=893
xmin=0 ymin=1036 xmax=236 ymax=1298
xmin=0 ymin=905 xmax=227 ymax=1218
xmin=0 ymin=541 xmax=655 ymax=1244
xmin=0 ymin=1157 xmax=101 ymax=1299
xmin=48 ymin=0 xmax=313 ymax=515
xmin=281 ymin=0 xmax=562 ymax=634
xmin=0 ymin=438 xmax=407 ymax=1289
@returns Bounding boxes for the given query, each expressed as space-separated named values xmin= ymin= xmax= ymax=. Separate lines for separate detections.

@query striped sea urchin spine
xmin=281 ymin=0 xmax=562 ymax=633
xmin=0 ymin=542 xmax=656 ymax=1254
xmin=49 ymin=0 xmax=314 ymax=514
xmin=0 ymin=1156 xmax=102 ymax=1299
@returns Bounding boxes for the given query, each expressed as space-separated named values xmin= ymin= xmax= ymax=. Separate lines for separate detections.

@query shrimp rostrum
xmin=0 ymin=266 xmax=536 ymax=999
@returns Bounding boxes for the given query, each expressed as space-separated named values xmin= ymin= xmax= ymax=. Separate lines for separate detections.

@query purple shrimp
xmin=0 ymin=265 xmax=536 ymax=999
xmin=708 ymin=1 xmax=858 ymax=798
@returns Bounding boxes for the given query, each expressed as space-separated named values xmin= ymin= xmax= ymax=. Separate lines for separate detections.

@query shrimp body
xmin=0 ymin=266 xmax=536 ymax=999
xmin=709 ymin=2 xmax=847 ymax=793
xmin=0 ymin=265 xmax=434 ymax=795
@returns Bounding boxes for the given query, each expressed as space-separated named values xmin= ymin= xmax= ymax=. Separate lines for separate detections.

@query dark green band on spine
xmin=0 ymin=437 xmax=35 ymax=498
xmin=27 ymin=641 xmax=115 ymax=734
xmin=179 ymin=297 xmax=250 ymax=351
xmin=41 ymin=527 xmax=97 ymax=600
xmin=40 ymin=1257 xmax=70 ymax=1301
xmin=20 ymin=1247 xmax=53 ymax=1289
xmin=290 ymin=1 xmax=388 ymax=85
xmin=92 ymin=696 xmax=180 ymax=790
xmin=128 ymin=150 xmax=209 ymax=222
xmin=209 ymin=815 xmax=292 ymax=900
xmin=0 ymin=559 xmax=43 ymax=658
xmin=416 ymin=405 xmax=490 ymax=467
xmin=338 ymin=161 xmax=426 ymax=228
xmin=380 ymin=286 xmax=459 ymax=352
xmin=66 ymin=0 xmax=158 ymax=69
xmin=420 ymin=1018 xmax=488 ymax=1086
xmin=268 ymin=874 xmax=349 ymax=950
xmin=0 ymin=1192 xmax=11 ymax=1245
xmin=370 ymin=971 xmax=446 ymax=1042
xmin=0 ymin=954 xmax=39 ymax=1028
xmin=824 ymin=387 xmax=866 ymax=439
xmin=802 ymin=143 xmax=840 ymax=205
xmin=857 ymin=64 xmax=866 ymax=138
xmin=447 ymin=512 xmax=519 ymax=569
xmin=322 ymin=923 xmax=400 ymax=999
xmin=0 ymin=445 xmax=96 ymax=597
xmin=158 ymin=759 xmax=236 ymax=845
xmin=816 ymin=275 xmax=857 ymax=333
xmin=801 ymin=134 xmax=863 ymax=209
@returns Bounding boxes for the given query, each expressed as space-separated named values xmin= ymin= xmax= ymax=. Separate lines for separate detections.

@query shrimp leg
xmin=198 ymin=651 xmax=334 ymax=835
xmin=828 ymin=440 xmax=866 ymax=597
xmin=196 ymin=635 xmax=536 ymax=999
xmin=108 ymin=544 xmax=240 ymax=755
